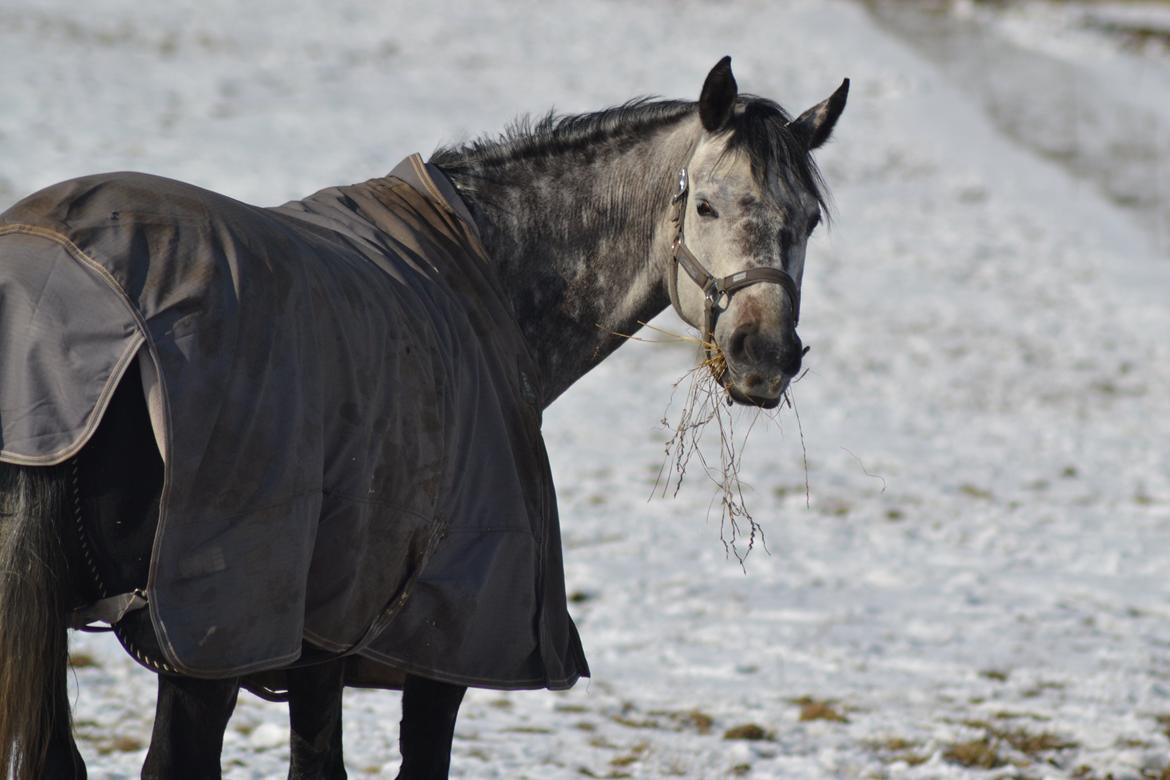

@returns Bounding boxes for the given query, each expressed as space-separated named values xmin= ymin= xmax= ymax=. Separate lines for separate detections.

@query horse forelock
xmin=720 ymin=96 xmax=831 ymax=218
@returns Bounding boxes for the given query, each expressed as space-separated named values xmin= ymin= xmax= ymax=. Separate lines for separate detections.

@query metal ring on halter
xmin=673 ymin=169 xmax=688 ymax=202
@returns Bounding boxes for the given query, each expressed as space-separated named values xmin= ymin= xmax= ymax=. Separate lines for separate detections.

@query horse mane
xmin=431 ymin=95 xmax=830 ymax=214
xmin=431 ymin=97 xmax=693 ymax=169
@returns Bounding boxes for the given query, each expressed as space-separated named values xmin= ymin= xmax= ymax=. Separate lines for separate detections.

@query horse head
xmin=668 ymin=57 xmax=848 ymax=408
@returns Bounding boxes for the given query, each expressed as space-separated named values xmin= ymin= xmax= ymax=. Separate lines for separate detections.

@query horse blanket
xmin=0 ymin=155 xmax=588 ymax=690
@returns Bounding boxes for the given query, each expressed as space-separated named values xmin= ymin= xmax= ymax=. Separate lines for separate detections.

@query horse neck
xmin=436 ymin=116 xmax=699 ymax=406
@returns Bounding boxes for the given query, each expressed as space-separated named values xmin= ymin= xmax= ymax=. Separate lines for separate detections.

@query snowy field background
xmin=3 ymin=0 xmax=1170 ymax=777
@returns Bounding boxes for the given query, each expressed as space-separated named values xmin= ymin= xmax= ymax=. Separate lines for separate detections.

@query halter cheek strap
xmin=666 ymin=168 xmax=801 ymax=357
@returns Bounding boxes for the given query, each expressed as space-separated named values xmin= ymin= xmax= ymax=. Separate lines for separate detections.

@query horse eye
xmin=696 ymin=200 xmax=718 ymax=218
xmin=808 ymin=213 xmax=822 ymax=234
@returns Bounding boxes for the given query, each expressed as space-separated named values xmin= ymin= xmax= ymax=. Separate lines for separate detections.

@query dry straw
xmin=605 ymin=322 xmax=809 ymax=567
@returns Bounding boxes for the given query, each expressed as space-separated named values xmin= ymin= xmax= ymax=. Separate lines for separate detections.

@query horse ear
xmin=789 ymin=78 xmax=850 ymax=150
xmin=698 ymin=56 xmax=738 ymax=132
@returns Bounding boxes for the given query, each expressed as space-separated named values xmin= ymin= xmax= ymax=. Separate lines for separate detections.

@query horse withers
xmin=0 ymin=57 xmax=846 ymax=779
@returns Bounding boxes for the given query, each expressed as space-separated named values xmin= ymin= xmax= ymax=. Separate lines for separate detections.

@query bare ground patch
xmin=723 ymin=723 xmax=774 ymax=741
xmin=790 ymin=695 xmax=851 ymax=723
xmin=68 ymin=650 xmax=100 ymax=669
xmin=942 ymin=719 xmax=1080 ymax=771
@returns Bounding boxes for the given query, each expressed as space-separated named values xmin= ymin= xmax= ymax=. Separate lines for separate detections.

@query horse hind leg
xmin=140 ymin=673 xmax=240 ymax=780
xmin=396 ymin=674 xmax=467 ymax=780
xmin=287 ymin=658 xmax=347 ymax=779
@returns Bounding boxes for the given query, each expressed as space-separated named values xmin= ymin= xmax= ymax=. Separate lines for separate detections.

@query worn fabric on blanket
xmin=0 ymin=155 xmax=588 ymax=690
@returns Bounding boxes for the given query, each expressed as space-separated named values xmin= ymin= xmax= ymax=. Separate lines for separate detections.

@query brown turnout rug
xmin=0 ymin=155 xmax=587 ymax=691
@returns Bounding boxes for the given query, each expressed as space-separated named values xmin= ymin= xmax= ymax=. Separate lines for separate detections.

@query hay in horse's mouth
xmin=723 ymin=379 xmax=782 ymax=410
xmin=598 ymin=321 xmax=785 ymax=565
xmin=660 ymin=350 xmax=766 ymax=565
xmin=639 ymin=326 xmax=771 ymax=565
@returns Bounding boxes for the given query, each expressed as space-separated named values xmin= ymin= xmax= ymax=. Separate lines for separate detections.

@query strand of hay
xmin=765 ymin=382 xmax=811 ymax=510
xmin=599 ymin=322 xmax=811 ymax=566
xmin=603 ymin=322 xmax=766 ymax=566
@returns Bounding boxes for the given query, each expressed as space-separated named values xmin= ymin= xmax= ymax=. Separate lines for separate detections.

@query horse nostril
xmin=728 ymin=323 xmax=755 ymax=362
xmin=785 ymin=335 xmax=804 ymax=376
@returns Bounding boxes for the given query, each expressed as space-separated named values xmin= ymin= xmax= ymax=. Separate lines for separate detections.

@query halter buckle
xmin=703 ymin=280 xmax=729 ymax=311
xmin=671 ymin=168 xmax=688 ymax=203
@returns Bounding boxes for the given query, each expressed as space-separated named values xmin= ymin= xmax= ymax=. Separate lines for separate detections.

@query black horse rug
xmin=0 ymin=155 xmax=588 ymax=690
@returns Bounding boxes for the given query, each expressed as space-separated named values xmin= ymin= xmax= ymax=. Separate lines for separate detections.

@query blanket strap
xmin=67 ymin=456 xmax=152 ymax=634
xmin=70 ymin=590 xmax=148 ymax=631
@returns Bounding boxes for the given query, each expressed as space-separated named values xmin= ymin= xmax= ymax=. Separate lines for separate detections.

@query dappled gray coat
xmin=0 ymin=155 xmax=588 ymax=690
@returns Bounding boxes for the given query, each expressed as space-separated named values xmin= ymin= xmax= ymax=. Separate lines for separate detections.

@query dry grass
xmin=609 ymin=713 xmax=660 ymax=730
xmin=943 ymin=737 xmax=1006 ymax=769
xmin=877 ymin=0 xmax=1170 ymax=51
xmin=866 ymin=736 xmax=931 ymax=767
xmin=610 ymin=321 xmax=798 ymax=565
xmin=881 ymin=0 xmax=1170 ymax=6
xmin=723 ymin=723 xmax=773 ymax=741
xmin=599 ymin=317 xmax=831 ymax=567
xmin=504 ymin=725 xmax=554 ymax=734
xmin=68 ymin=651 xmax=99 ymax=669
xmin=555 ymin=703 xmax=590 ymax=714
xmin=1084 ymin=15 xmax=1170 ymax=51
xmin=959 ymin=483 xmax=994 ymax=500
xmin=602 ymin=318 xmax=824 ymax=564
xmin=941 ymin=720 xmax=1080 ymax=771
xmin=793 ymin=697 xmax=850 ymax=724
xmin=609 ymin=741 xmax=649 ymax=768
xmin=578 ymin=768 xmax=632 ymax=779
xmin=992 ymin=710 xmax=1050 ymax=722
xmin=1004 ymin=729 xmax=1078 ymax=753
xmin=652 ymin=330 xmax=760 ymax=560
xmin=1020 ymin=680 xmax=1067 ymax=698
xmin=1073 ymin=764 xmax=1170 ymax=780
xmin=647 ymin=708 xmax=715 ymax=735
xmin=94 ymin=734 xmax=145 ymax=755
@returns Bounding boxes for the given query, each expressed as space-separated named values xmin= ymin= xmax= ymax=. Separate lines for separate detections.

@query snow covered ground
xmin=3 ymin=0 xmax=1170 ymax=777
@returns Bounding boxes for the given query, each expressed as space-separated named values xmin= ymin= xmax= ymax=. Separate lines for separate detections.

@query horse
xmin=0 ymin=57 xmax=847 ymax=779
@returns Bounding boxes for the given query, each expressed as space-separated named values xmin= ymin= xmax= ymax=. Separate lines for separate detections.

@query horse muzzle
xmin=719 ymin=323 xmax=804 ymax=408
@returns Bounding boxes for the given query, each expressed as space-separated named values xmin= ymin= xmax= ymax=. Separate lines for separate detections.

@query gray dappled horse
xmin=0 ymin=58 xmax=846 ymax=779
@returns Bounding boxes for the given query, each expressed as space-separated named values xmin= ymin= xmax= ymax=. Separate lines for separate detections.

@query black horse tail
xmin=0 ymin=460 xmax=78 ymax=780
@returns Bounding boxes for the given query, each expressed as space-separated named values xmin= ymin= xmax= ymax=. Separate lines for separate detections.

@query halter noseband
xmin=666 ymin=168 xmax=801 ymax=359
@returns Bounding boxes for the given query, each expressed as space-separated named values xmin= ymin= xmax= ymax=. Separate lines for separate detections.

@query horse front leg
xmin=396 ymin=674 xmax=466 ymax=780
xmin=141 ymin=673 xmax=240 ymax=780
xmin=287 ymin=659 xmax=347 ymax=779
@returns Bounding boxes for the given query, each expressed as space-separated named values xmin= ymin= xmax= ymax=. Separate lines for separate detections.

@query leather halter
xmin=666 ymin=168 xmax=801 ymax=359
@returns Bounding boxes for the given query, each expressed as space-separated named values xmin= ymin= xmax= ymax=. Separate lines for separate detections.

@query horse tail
xmin=0 ymin=460 xmax=76 ymax=780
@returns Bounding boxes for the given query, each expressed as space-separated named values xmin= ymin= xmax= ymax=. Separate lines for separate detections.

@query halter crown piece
xmin=666 ymin=168 xmax=802 ymax=359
